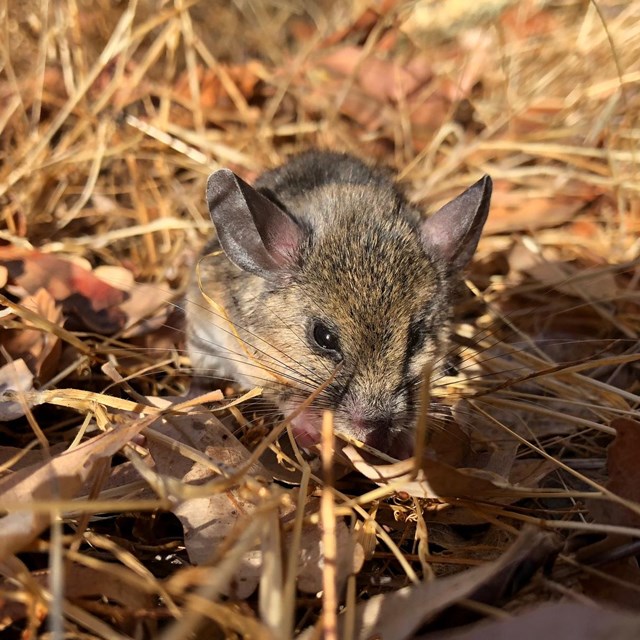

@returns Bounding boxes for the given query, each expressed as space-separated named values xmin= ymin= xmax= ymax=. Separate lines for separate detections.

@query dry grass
xmin=1 ymin=0 xmax=639 ymax=638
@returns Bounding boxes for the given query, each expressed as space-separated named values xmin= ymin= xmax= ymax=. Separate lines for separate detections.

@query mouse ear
xmin=420 ymin=175 xmax=492 ymax=272
xmin=206 ymin=169 xmax=305 ymax=279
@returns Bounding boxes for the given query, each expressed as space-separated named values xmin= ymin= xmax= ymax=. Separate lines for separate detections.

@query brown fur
xmin=186 ymin=151 xmax=490 ymax=457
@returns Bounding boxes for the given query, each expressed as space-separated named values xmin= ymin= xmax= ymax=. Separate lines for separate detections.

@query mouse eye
xmin=407 ymin=322 xmax=426 ymax=356
xmin=311 ymin=321 xmax=341 ymax=356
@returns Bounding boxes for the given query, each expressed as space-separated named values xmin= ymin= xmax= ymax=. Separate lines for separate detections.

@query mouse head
xmin=206 ymin=169 xmax=491 ymax=458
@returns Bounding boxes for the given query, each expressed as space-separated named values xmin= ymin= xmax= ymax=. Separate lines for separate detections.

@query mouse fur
xmin=186 ymin=150 xmax=491 ymax=458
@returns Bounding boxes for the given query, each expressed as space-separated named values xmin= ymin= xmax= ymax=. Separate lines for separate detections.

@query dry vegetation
xmin=1 ymin=0 xmax=640 ymax=638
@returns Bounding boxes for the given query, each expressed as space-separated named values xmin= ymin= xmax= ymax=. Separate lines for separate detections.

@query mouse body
xmin=186 ymin=151 xmax=491 ymax=458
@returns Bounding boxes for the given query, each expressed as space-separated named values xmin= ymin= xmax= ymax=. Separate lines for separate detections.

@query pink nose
xmin=352 ymin=417 xmax=413 ymax=459
xmin=352 ymin=417 xmax=393 ymax=435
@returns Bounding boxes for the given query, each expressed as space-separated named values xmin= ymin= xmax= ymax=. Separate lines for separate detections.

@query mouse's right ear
xmin=206 ymin=169 xmax=306 ymax=280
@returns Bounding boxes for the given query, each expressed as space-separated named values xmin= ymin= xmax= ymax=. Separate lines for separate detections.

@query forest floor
xmin=1 ymin=1 xmax=639 ymax=638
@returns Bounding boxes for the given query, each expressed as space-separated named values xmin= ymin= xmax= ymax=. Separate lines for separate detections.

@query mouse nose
xmin=351 ymin=416 xmax=393 ymax=439
xmin=351 ymin=416 xmax=396 ymax=452
xmin=357 ymin=417 xmax=393 ymax=433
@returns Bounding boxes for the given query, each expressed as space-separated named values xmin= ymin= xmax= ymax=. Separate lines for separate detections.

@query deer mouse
xmin=186 ymin=151 xmax=491 ymax=459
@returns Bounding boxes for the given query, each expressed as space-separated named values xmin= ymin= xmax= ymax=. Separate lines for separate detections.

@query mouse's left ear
xmin=419 ymin=175 xmax=492 ymax=272
xmin=206 ymin=169 xmax=306 ymax=280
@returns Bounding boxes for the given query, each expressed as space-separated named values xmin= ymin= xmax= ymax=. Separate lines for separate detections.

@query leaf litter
xmin=0 ymin=0 xmax=639 ymax=638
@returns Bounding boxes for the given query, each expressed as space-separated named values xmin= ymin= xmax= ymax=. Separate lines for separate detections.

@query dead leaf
xmin=147 ymin=409 xmax=271 ymax=598
xmin=0 ymin=415 xmax=154 ymax=560
xmin=147 ymin=406 xmax=363 ymax=598
xmin=438 ymin=602 xmax=640 ymax=640
xmin=345 ymin=526 xmax=559 ymax=640
xmin=344 ymin=445 xmax=537 ymax=501
xmin=172 ymin=63 xmax=262 ymax=121
xmin=485 ymin=197 xmax=587 ymax=235
xmin=588 ymin=418 xmax=640 ymax=528
xmin=343 ymin=406 xmax=555 ymax=502
xmin=581 ymin=556 xmax=640 ymax=611
xmin=0 ymin=443 xmax=67 ymax=471
xmin=1 ymin=288 xmax=62 ymax=381
xmin=317 ymin=47 xmax=434 ymax=104
xmin=0 ymin=248 xmax=126 ymax=334
xmin=0 ymin=358 xmax=34 ymax=421
xmin=293 ymin=518 xmax=364 ymax=595
xmin=0 ymin=562 xmax=153 ymax=626
xmin=120 ymin=283 xmax=174 ymax=337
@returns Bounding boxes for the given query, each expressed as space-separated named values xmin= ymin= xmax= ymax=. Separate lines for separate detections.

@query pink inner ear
xmin=231 ymin=171 xmax=306 ymax=274
xmin=263 ymin=219 xmax=304 ymax=267
xmin=420 ymin=175 xmax=491 ymax=270
xmin=421 ymin=221 xmax=457 ymax=261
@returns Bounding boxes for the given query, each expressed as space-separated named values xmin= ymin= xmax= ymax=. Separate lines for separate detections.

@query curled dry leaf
xmin=299 ymin=44 xmax=451 ymax=141
xmin=0 ymin=248 xmax=175 ymax=337
xmin=0 ymin=443 xmax=67 ymax=472
xmin=147 ymin=405 xmax=364 ymax=599
xmin=0 ymin=248 xmax=126 ymax=333
xmin=119 ymin=283 xmax=174 ymax=337
xmin=317 ymin=46 xmax=434 ymax=104
xmin=1 ymin=288 xmax=62 ymax=381
xmin=343 ymin=405 xmax=555 ymax=503
xmin=0 ymin=563 xmax=153 ymax=630
xmin=147 ymin=408 xmax=272 ymax=598
xmin=172 ymin=63 xmax=263 ymax=123
xmin=290 ymin=512 xmax=364 ymax=595
xmin=0 ymin=358 xmax=34 ymax=421
xmin=483 ymin=195 xmax=593 ymax=235
xmin=0 ymin=416 xmax=154 ymax=560
xmin=344 ymin=445 xmax=532 ymax=501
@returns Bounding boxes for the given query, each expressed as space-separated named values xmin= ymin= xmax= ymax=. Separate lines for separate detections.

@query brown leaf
xmin=147 ymin=409 xmax=271 ymax=598
xmin=0 ymin=415 xmax=153 ymax=560
xmin=119 ymin=283 xmax=174 ymax=337
xmin=347 ymin=527 xmax=559 ymax=640
xmin=1 ymin=288 xmax=62 ymax=381
xmin=0 ymin=562 xmax=153 ymax=626
xmin=343 ymin=406 xmax=554 ymax=502
xmin=173 ymin=63 xmax=262 ymax=118
xmin=294 ymin=518 xmax=364 ymax=595
xmin=438 ymin=602 xmax=640 ymax=640
xmin=485 ymin=197 xmax=587 ymax=235
xmin=0 ymin=359 xmax=34 ymax=421
xmin=344 ymin=445 xmax=530 ymax=500
xmin=319 ymin=1 xmax=401 ymax=48
xmin=0 ymin=248 xmax=126 ymax=334
xmin=318 ymin=46 xmax=434 ymax=104
xmin=589 ymin=418 xmax=640 ymax=528
xmin=0 ymin=443 xmax=67 ymax=471
xmin=581 ymin=557 xmax=640 ymax=611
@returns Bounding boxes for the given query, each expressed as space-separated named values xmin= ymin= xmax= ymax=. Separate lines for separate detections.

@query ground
xmin=0 ymin=1 xmax=639 ymax=638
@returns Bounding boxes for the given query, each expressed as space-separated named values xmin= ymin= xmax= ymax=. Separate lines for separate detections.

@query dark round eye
xmin=312 ymin=321 xmax=341 ymax=355
xmin=407 ymin=323 xmax=426 ymax=356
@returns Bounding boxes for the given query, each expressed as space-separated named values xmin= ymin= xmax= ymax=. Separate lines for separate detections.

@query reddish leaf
xmin=589 ymin=418 xmax=640 ymax=528
xmin=1 ymin=248 xmax=126 ymax=334
xmin=1 ymin=288 xmax=62 ymax=381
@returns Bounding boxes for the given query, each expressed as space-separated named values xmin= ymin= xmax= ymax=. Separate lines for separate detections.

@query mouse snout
xmin=351 ymin=416 xmax=393 ymax=435
xmin=350 ymin=414 xmax=413 ymax=459
xmin=351 ymin=415 xmax=393 ymax=451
